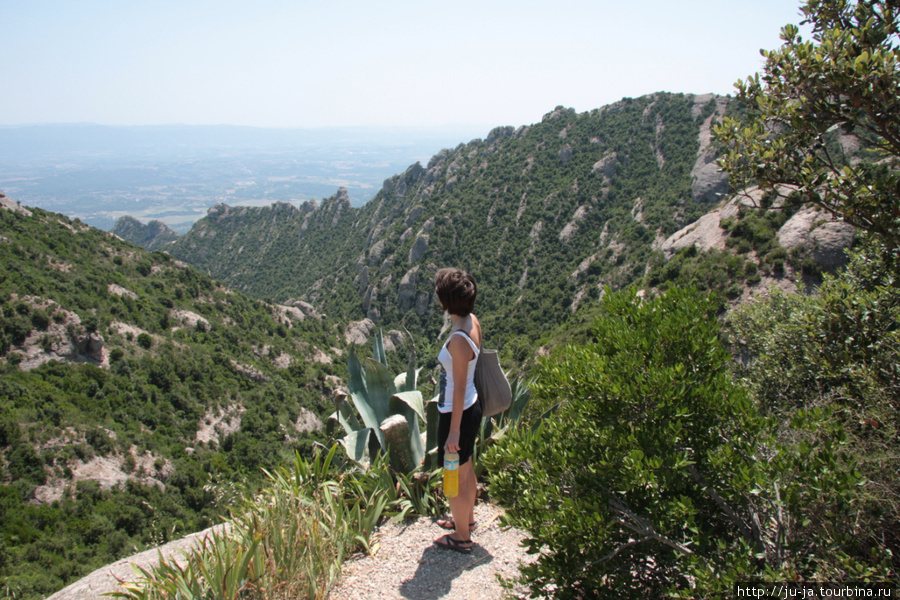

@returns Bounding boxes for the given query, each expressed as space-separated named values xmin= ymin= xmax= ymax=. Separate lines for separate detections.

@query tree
xmin=715 ymin=0 xmax=900 ymax=248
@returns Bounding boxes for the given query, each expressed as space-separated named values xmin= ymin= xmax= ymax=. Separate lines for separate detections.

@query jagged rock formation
xmin=111 ymin=215 xmax=179 ymax=251
xmin=11 ymin=295 xmax=109 ymax=371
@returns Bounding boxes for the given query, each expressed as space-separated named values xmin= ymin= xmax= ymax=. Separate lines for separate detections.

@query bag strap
xmin=456 ymin=329 xmax=483 ymax=353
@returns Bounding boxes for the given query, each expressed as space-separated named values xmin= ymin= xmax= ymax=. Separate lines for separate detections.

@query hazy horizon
xmin=2 ymin=0 xmax=809 ymax=130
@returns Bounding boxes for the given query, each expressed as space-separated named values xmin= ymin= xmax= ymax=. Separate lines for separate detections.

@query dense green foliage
xmin=480 ymin=2 xmax=900 ymax=595
xmin=0 ymin=206 xmax=344 ymax=598
xmin=727 ymin=238 xmax=900 ymax=559
xmin=485 ymin=287 xmax=893 ymax=598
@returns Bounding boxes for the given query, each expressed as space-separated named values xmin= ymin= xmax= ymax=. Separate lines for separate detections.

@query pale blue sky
xmin=1 ymin=0 xmax=807 ymax=129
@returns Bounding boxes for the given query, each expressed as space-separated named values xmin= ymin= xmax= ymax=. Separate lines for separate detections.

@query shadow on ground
xmin=399 ymin=541 xmax=495 ymax=600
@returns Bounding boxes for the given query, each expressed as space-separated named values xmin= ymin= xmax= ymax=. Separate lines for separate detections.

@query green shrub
xmin=137 ymin=333 xmax=152 ymax=349
xmin=485 ymin=286 xmax=886 ymax=598
xmin=726 ymin=239 xmax=900 ymax=565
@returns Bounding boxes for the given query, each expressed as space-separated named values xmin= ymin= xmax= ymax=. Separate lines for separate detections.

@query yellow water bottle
xmin=443 ymin=451 xmax=460 ymax=498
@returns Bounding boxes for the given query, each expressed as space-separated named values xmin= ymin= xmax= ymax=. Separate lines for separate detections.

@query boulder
xmin=777 ymin=207 xmax=855 ymax=269
xmin=592 ymin=152 xmax=618 ymax=181
xmin=345 ymin=318 xmax=376 ymax=345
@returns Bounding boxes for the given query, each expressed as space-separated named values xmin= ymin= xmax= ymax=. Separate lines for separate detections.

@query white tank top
xmin=437 ymin=330 xmax=479 ymax=413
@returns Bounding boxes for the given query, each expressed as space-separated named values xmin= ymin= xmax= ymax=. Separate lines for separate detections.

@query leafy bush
xmin=726 ymin=239 xmax=900 ymax=566
xmin=484 ymin=287 xmax=888 ymax=598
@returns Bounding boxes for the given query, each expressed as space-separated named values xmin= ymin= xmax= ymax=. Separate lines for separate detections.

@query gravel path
xmin=328 ymin=502 xmax=537 ymax=600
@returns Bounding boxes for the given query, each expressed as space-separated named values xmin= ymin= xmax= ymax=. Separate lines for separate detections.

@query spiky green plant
xmin=109 ymin=445 xmax=395 ymax=600
xmin=330 ymin=330 xmax=436 ymax=475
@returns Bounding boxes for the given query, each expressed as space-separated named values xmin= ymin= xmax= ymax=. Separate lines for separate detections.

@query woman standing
xmin=433 ymin=267 xmax=482 ymax=554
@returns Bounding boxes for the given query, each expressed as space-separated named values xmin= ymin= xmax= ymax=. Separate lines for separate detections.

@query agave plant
xmin=330 ymin=330 xmax=437 ymax=475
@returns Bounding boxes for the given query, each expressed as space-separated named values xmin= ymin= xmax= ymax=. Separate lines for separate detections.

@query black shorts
xmin=437 ymin=400 xmax=482 ymax=467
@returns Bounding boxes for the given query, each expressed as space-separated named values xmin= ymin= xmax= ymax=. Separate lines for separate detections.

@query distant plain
xmin=0 ymin=123 xmax=486 ymax=233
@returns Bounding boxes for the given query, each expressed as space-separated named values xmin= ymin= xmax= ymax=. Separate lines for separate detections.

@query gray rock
xmin=46 ymin=524 xmax=231 ymax=600
xmin=487 ymin=126 xmax=514 ymax=145
xmin=778 ymin=206 xmax=855 ymax=269
xmin=691 ymin=151 xmax=729 ymax=203
xmin=399 ymin=267 xmax=419 ymax=311
xmin=405 ymin=205 xmax=425 ymax=227
xmin=408 ymin=234 xmax=429 ymax=263
xmin=592 ymin=152 xmax=618 ymax=180
xmin=368 ymin=239 xmax=387 ymax=267
xmin=291 ymin=300 xmax=322 ymax=320
xmin=345 ymin=319 xmax=376 ymax=345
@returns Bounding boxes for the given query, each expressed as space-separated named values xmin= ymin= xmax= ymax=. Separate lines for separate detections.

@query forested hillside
xmin=0 ymin=197 xmax=345 ymax=597
xmin=119 ymin=92 xmax=859 ymax=371
xmin=160 ymin=94 xmax=732 ymax=354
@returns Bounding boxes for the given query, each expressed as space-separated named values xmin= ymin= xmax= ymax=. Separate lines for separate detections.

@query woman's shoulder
xmin=470 ymin=314 xmax=482 ymax=347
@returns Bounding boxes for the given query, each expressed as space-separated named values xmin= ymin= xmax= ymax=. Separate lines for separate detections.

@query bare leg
xmin=446 ymin=460 xmax=476 ymax=543
xmin=463 ymin=460 xmax=477 ymax=529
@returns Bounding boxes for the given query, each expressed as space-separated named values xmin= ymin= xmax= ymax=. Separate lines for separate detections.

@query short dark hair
xmin=435 ymin=268 xmax=477 ymax=317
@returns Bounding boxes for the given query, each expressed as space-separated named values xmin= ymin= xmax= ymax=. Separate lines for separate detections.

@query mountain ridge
xmin=114 ymin=92 xmax=858 ymax=366
xmin=124 ymin=93 xmax=733 ymax=353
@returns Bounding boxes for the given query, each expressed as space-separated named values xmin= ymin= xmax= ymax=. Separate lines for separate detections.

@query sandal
xmin=437 ymin=518 xmax=477 ymax=531
xmin=434 ymin=533 xmax=473 ymax=554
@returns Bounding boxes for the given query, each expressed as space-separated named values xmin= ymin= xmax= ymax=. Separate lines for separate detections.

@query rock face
xmin=12 ymin=297 xmax=109 ymax=371
xmin=111 ymin=216 xmax=179 ymax=251
xmin=398 ymin=267 xmax=419 ymax=312
xmin=661 ymin=200 xmax=739 ymax=256
xmin=408 ymin=234 xmax=429 ymax=263
xmin=777 ymin=206 xmax=856 ymax=269
xmin=690 ymin=95 xmax=730 ymax=203
xmin=662 ymin=187 xmax=856 ymax=272
xmin=46 ymin=524 xmax=231 ymax=600
xmin=592 ymin=152 xmax=618 ymax=181
xmin=0 ymin=191 xmax=32 ymax=216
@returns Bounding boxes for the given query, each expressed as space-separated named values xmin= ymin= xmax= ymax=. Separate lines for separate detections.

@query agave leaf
xmin=340 ymin=428 xmax=379 ymax=467
xmin=393 ymin=371 xmax=408 ymax=391
xmin=482 ymin=414 xmax=495 ymax=441
xmin=402 ymin=328 xmax=418 ymax=392
xmin=507 ymin=377 xmax=533 ymax=423
xmin=395 ymin=367 xmax=422 ymax=394
xmin=347 ymin=348 xmax=381 ymax=432
xmin=424 ymin=395 xmax=440 ymax=470
xmin=373 ymin=329 xmax=387 ymax=367
xmin=364 ymin=357 xmax=395 ymax=424
xmin=329 ymin=396 xmax=361 ymax=436
xmin=390 ymin=390 xmax=425 ymax=424
xmin=407 ymin=414 xmax=424 ymax=470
